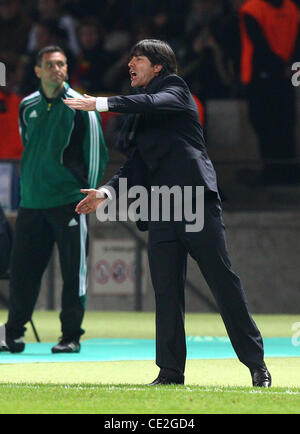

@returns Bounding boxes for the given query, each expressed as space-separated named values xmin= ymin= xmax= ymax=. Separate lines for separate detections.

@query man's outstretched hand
xmin=76 ymin=189 xmax=105 ymax=214
xmin=64 ymin=94 xmax=97 ymax=111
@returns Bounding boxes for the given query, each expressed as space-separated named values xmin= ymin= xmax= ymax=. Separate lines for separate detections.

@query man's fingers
xmin=76 ymin=188 xmax=100 ymax=214
xmin=64 ymin=97 xmax=96 ymax=111
xmin=64 ymin=100 xmax=82 ymax=109
xmin=64 ymin=100 xmax=83 ymax=106
xmin=76 ymin=199 xmax=87 ymax=210
xmin=76 ymin=202 xmax=91 ymax=214
xmin=64 ymin=99 xmax=87 ymax=108
xmin=64 ymin=98 xmax=79 ymax=104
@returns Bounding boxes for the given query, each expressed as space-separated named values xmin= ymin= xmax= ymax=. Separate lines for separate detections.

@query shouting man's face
xmin=128 ymin=55 xmax=162 ymax=88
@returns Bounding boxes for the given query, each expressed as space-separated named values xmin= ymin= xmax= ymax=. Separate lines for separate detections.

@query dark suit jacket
xmin=104 ymin=73 xmax=219 ymax=231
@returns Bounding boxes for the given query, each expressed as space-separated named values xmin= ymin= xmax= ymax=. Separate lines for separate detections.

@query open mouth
xmin=130 ymin=70 xmax=137 ymax=79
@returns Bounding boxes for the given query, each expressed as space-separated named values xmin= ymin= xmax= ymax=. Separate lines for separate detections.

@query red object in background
xmin=0 ymin=91 xmax=23 ymax=160
xmin=192 ymin=94 xmax=205 ymax=127
xmin=240 ymin=0 xmax=299 ymax=84
xmin=99 ymin=110 xmax=119 ymax=134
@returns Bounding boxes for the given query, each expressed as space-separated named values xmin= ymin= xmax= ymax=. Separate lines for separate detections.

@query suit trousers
xmin=6 ymin=204 xmax=88 ymax=341
xmin=147 ymin=198 xmax=264 ymax=378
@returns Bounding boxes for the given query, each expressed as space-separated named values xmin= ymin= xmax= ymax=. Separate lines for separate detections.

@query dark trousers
xmin=148 ymin=199 xmax=264 ymax=378
xmin=6 ymin=204 xmax=88 ymax=341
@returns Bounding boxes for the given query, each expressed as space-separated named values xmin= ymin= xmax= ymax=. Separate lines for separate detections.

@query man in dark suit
xmin=64 ymin=39 xmax=271 ymax=388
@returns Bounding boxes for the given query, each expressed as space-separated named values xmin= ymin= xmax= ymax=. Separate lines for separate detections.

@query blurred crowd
xmin=1 ymin=0 xmax=300 ymax=184
xmin=0 ymin=0 xmax=297 ymax=98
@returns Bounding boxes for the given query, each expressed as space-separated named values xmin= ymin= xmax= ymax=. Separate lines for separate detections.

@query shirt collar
xmin=39 ymin=82 xmax=69 ymax=101
xmin=144 ymin=73 xmax=167 ymax=93
xmin=133 ymin=72 xmax=169 ymax=95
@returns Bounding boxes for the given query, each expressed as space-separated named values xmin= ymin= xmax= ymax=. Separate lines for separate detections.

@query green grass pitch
xmin=0 ymin=310 xmax=300 ymax=414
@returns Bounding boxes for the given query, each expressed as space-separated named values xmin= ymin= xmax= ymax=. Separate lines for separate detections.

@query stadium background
xmin=0 ymin=0 xmax=300 ymax=317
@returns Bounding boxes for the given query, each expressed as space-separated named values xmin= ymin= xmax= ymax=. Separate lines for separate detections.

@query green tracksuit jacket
xmin=18 ymin=83 xmax=108 ymax=208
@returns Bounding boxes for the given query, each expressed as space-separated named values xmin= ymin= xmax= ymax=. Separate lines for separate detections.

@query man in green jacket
xmin=1 ymin=46 xmax=108 ymax=354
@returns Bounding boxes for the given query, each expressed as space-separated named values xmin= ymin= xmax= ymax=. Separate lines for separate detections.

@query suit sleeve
xmin=107 ymin=84 xmax=189 ymax=114
xmin=82 ymin=110 xmax=108 ymax=188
